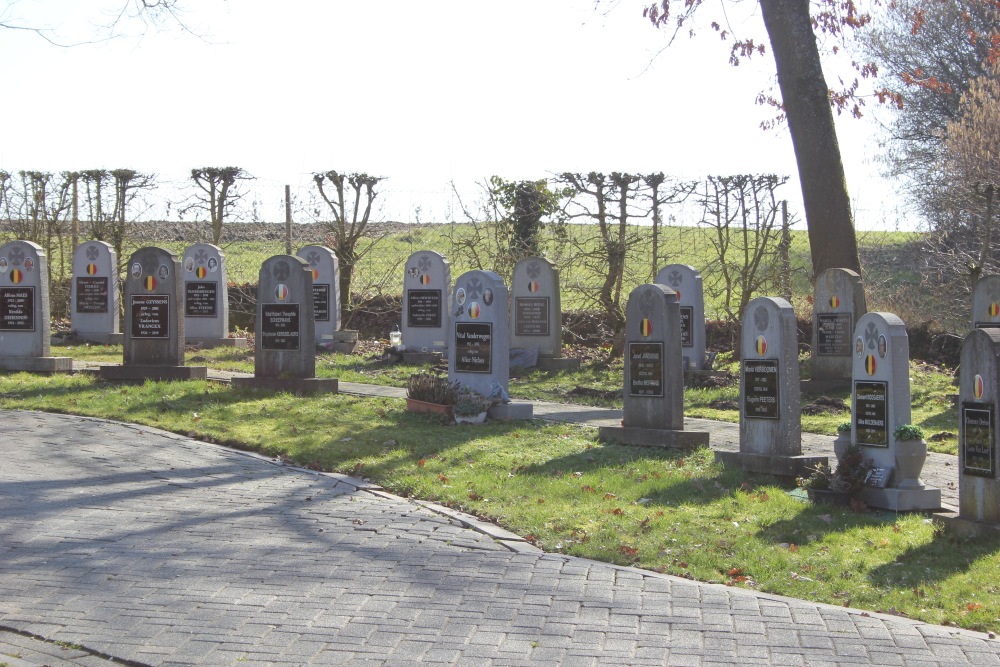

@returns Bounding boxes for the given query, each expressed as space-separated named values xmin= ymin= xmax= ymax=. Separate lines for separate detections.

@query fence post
xmin=285 ymin=184 xmax=292 ymax=255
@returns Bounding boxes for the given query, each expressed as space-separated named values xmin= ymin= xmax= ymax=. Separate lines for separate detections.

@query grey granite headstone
xmin=99 ymin=246 xmax=206 ymax=381
xmin=598 ymin=284 xmax=708 ymax=449
xmin=0 ymin=240 xmax=71 ymax=372
xmin=851 ymin=312 xmax=940 ymax=510
xmin=70 ymin=240 xmax=122 ymax=345
xmin=182 ymin=243 xmax=246 ymax=349
xmin=448 ymin=270 xmax=531 ymax=420
xmin=972 ymin=275 xmax=1000 ymax=331
xmin=510 ymin=256 xmax=579 ymax=370
xmin=231 ymin=255 xmax=337 ymax=394
xmin=716 ymin=297 xmax=825 ymax=476
xmin=654 ymin=264 xmax=705 ymax=371
xmin=401 ymin=250 xmax=450 ymax=363
xmin=296 ymin=245 xmax=341 ymax=343
xmin=810 ymin=268 xmax=866 ymax=387
xmin=958 ymin=328 xmax=1000 ymax=526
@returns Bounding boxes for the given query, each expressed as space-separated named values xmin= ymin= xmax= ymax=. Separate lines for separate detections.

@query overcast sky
xmin=0 ymin=0 xmax=902 ymax=229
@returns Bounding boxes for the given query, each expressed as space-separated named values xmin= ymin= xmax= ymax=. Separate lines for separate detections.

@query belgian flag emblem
xmin=86 ymin=263 xmax=97 ymax=275
xmin=196 ymin=266 xmax=207 ymax=279
xmin=10 ymin=269 xmax=21 ymax=284
xmin=469 ymin=302 xmax=481 ymax=319
xmin=311 ymin=269 xmax=320 ymax=281
xmin=145 ymin=276 xmax=157 ymax=291
xmin=830 ymin=295 xmax=840 ymax=308
xmin=275 ymin=284 xmax=289 ymax=301
xmin=528 ymin=280 xmax=539 ymax=293
xmin=990 ymin=303 xmax=1000 ymax=318
xmin=640 ymin=318 xmax=652 ymax=337
xmin=420 ymin=274 xmax=431 ymax=285
xmin=865 ymin=354 xmax=877 ymax=375
xmin=975 ymin=374 xmax=984 ymax=399
xmin=755 ymin=335 xmax=767 ymax=356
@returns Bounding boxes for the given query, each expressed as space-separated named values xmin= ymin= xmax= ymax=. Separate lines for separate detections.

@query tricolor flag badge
xmin=528 ymin=280 xmax=539 ymax=293
xmin=420 ymin=274 xmax=431 ymax=285
xmin=640 ymin=318 xmax=652 ymax=337
xmin=865 ymin=354 xmax=877 ymax=375
xmin=975 ymin=374 xmax=984 ymax=399
xmin=86 ymin=263 xmax=98 ymax=275
xmin=469 ymin=302 xmax=481 ymax=319
xmin=755 ymin=335 xmax=767 ymax=356
xmin=674 ymin=290 xmax=681 ymax=302
xmin=830 ymin=295 xmax=840 ymax=308
xmin=9 ymin=269 xmax=21 ymax=284
xmin=145 ymin=276 xmax=157 ymax=291
xmin=275 ymin=284 xmax=289 ymax=301
xmin=312 ymin=269 xmax=320 ymax=281
xmin=990 ymin=303 xmax=1000 ymax=318
xmin=196 ymin=266 xmax=207 ymax=279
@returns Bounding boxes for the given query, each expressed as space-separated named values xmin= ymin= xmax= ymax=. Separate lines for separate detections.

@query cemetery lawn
xmin=1 ymin=371 xmax=995 ymax=635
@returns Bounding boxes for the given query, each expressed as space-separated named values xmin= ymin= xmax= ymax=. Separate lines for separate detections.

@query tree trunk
xmin=759 ymin=0 xmax=861 ymax=277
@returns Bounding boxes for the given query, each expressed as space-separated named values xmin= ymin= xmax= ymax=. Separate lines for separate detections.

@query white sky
xmin=0 ymin=0 xmax=904 ymax=229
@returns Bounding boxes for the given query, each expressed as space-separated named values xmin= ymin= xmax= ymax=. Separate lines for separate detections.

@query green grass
xmin=0 ymin=366 xmax=994 ymax=634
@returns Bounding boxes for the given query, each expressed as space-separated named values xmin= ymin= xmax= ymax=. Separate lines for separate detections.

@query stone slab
xmin=536 ymin=356 xmax=580 ymax=371
xmin=0 ymin=356 xmax=73 ymax=373
xmin=860 ymin=486 xmax=942 ymax=512
xmin=934 ymin=510 xmax=1000 ymax=538
xmin=402 ymin=350 xmax=444 ymax=365
xmin=326 ymin=329 xmax=359 ymax=353
xmin=231 ymin=377 xmax=338 ymax=394
xmin=486 ymin=402 xmax=534 ymax=421
xmin=598 ymin=425 xmax=709 ymax=450
xmin=98 ymin=364 xmax=208 ymax=381
xmin=715 ymin=451 xmax=827 ymax=478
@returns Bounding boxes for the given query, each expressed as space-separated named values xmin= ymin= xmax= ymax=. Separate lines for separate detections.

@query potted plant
xmin=405 ymin=373 xmax=459 ymax=418
xmin=453 ymin=388 xmax=494 ymax=424
xmin=893 ymin=424 xmax=928 ymax=489
xmin=798 ymin=443 xmax=871 ymax=505
xmin=833 ymin=421 xmax=852 ymax=465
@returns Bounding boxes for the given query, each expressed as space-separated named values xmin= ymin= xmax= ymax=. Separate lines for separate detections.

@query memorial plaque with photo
xmin=75 ymin=277 xmax=109 ymax=314
xmin=185 ymin=281 xmax=218 ymax=318
xmin=514 ymin=296 xmax=550 ymax=337
xmin=0 ymin=287 xmax=34 ymax=331
xmin=406 ymin=289 xmax=441 ymax=328
xmin=962 ymin=403 xmax=995 ymax=478
xmin=854 ymin=380 xmax=889 ymax=447
xmin=455 ymin=322 xmax=492 ymax=373
xmin=743 ymin=358 xmax=779 ymax=419
xmin=679 ymin=306 xmax=693 ymax=348
xmin=816 ymin=312 xmax=852 ymax=356
xmin=130 ymin=294 xmax=169 ymax=339
xmin=313 ymin=284 xmax=330 ymax=322
xmin=628 ymin=342 xmax=664 ymax=397
xmin=261 ymin=303 xmax=300 ymax=351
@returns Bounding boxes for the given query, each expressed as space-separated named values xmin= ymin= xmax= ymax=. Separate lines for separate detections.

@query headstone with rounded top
xmin=296 ymin=245 xmax=357 ymax=352
xmin=70 ymin=240 xmax=122 ymax=345
xmin=0 ymin=240 xmax=72 ymax=372
xmin=971 ymin=275 xmax=1000 ymax=331
xmin=99 ymin=246 xmax=206 ymax=381
xmin=810 ymin=268 xmax=866 ymax=389
xmin=851 ymin=312 xmax=940 ymax=511
xmin=510 ymin=256 xmax=579 ymax=371
xmin=401 ymin=250 xmax=450 ymax=363
xmin=598 ymin=283 xmax=709 ymax=449
xmin=182 ymin=243 xmax=246 ymax=349
xmin=956 ymin=328 xmax=1000 ymax=529
xmin=654 ymin=264 xmax=705 ymax=371
xmin=448 ymin=270 xmax=532 ymax=420
xmin=716 ymin=297 xmax=826 ymax=476
xmin=232 ymin=255 xmax=338 ymax=394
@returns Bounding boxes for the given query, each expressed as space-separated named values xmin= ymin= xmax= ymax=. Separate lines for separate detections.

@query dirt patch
xmin=801 ymin=396 xmax=849 ymax=415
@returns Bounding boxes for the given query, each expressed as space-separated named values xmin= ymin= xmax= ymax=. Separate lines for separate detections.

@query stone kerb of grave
xmin=654 ymin=264 xmax=706 ymax=372
xmin=510 ymin=256 xmax=579 ymax=371
xmin=598 ymin=283 xmax=709 ymax=449
xmin=716 ymin=297 xmax=826 ymax=477
xmin=851 ymin=312 xmax=941 ymax=511
xmin=296 ymin=245 xmax=357 ymax=353
xmin=99 ymin=246 xmax=207 ymax=382
xmin=182 ymin=243 xmax=246 ymax=349
xmin=232 ymin=255 xmax=337 ymax=394
xmin=0 ymin=240 xmax=72 ymax=372
xmin=70 ymin=240 xmax=122 ymax=345
xmin=971 ymin=275 xmax=1000 ymax=332
xmin=809 ymin=268 xmax=866 ymax=390
xmin=447 ymin=270 xmax=532 ymax=421
xmin=401 ymin=250 xmax=450 ymax=364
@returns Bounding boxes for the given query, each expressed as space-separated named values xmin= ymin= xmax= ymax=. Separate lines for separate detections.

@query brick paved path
xmin=1 ymin=410 xmax=996 ymax=666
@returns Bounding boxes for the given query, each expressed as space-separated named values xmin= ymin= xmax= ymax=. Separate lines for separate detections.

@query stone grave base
xmin=714 ymin=451 xmax=827 ymax=478
xmin=537 ymin=356 xmax=580 ymax=371
xmin=74 ymin=332 xmax=124 ymax=346
xmin=933 ymin=510 xmax=1000 ymax=539
xmin=186 ymin=337 xmax=248 ymax=349
xmin=99 ymin=365 xmax=208 ymax=382
xmin=231 ymin=377 xmax=338 ymax=394
xmin=683 ymin=370 xmax=729 ymax=387
xmin=860 ymin=486 xmax=942 ymax=512
xmin=799 ymin=377 xmax=852 ymax=394
xmin=320 ymin=330 xmax=359 ymax=354
xmin=598 ymin=426 xmax=709 ymax=450
xmin=0 ymin=356 xmax=73 ymax=373
xmin=401 ymin=350 xmax=445 ymax=365
xmin=487 ymin=402 xmax=534 ymax=421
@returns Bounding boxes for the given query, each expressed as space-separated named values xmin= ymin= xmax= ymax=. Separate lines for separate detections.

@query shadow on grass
xmin=867 ymin=526 xmax=1000 ymax=587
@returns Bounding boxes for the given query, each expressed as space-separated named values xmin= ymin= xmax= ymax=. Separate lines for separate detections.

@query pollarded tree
xmin=188 ymin=167 xmax=252 ymax=244
xmin=79 ymin=168 xmax=156 ymax=275
xmin=1 ymin=0 xmax=194 ymax=45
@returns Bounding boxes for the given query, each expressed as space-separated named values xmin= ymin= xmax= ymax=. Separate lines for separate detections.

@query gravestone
xmin=99 ymin=247 xmax=207 ymax=381
xmin=401 ymin=250 xmax=450 ymax=363
xmin=957 ymin=328 xmax=1000 ymax=528
xmin=182 ymin=243 xmax=246 ymax=348
xmin=598 ymin=283 xmax=709 ymax=449
xmin=510 ymin=256 xmax=578 ymax=371
xmin=716 ymin=297 xmax=826 ymax=476
xmin=654 ymin=264 xmax=706 ymax=371
xmin=810 ymin=268 xmax=866 ymax=389
xmin=971 ymin=275 xmax=1000 ymax=331
xmin=447 ymin=270 xmax=532 ymax=420
xmin=232 ymin=255 xmax=337 ymax=394
xmin=296 ymin=245 xmax=357 ymax=352
xmin=70 ymin=240 xmax=122 ymax=345
xmin=852 ymin=312 xmax=940 ymax=511
xmin=0 ymin=240 xmax=72 ymax=372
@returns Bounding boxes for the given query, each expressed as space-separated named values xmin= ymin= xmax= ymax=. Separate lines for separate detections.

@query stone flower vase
xmin=894 ymin=438 xmax=928 ymax=489
xmin=833 ymin=431 xmax=852 ymax=466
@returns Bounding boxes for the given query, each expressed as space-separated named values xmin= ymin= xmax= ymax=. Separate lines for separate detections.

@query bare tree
xmin=0 ymin=0 xmax=197 ymax=45
xmin=79 ymin=169 xmax=155 ymax=274
xmin=644 ymin=172 xmax=698 ymax=280
xmin=187 ymin=167 xmax=252 ymax=244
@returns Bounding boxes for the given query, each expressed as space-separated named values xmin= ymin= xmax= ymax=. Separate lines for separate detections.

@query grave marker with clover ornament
xmin=70 ymin=240 xmax=122 ymax=345
xmin=510 ymin=256 xmax=578 ymax=370
xmin=810 ymin=268 xmax=866 ymax=388
xmin=957 ymin=328 xmax=1000 ymax=528
xmin=182 ymin=243 xmax=246 ymax=348
xmin=401 ymin=250 xmax=450 ymax=362
xmin=972 ymin=275 xmax=1000 ymax=331
xmin=654 ymin=264 xmax=705 ymax=371
xmin=296 ymin=245 xmax=342 ymax=344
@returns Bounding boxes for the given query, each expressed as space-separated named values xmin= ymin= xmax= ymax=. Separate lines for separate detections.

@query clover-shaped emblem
xmin=194 ymin=249 xmax=208 ymax=265
xmin=273 ymin=260 xmax=290 ymax=281
xmin=9 ymin=247 xmax=24 ymax=267
xmin=306 ymin=251 xmax=321 ymax=267
xmin=86 ymin=245 xmax=100 ymax=261
xmin=417 ymin=256 xmax=432 ymax=273
xmin=754 ymin=305 xmax=769 ymax=332
xmin=526 ymin=262 xmax=541 ymax=280
xmin=638 ymin=288 xmax=656 ymax=318
xmin=667 ymin=270 xmax=683 ymax=288
xmin=465 ymin=277 xmax=483 ymax=301
xmin=864 ymin=321 xmax=879 ymax=350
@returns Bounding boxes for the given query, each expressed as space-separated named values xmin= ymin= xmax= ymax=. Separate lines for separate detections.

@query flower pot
xmin=807 ymin=488 xmax=852 ymax=506
xmin=894 ymin=438 xmax=928 ymax=489
xmin=833 ymin=433 xmax=851 ymax=465
xmin=406 ymin=398 xmax=454 ymax=420
xmin=454 ymin=411 xmax=487 ymax=424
